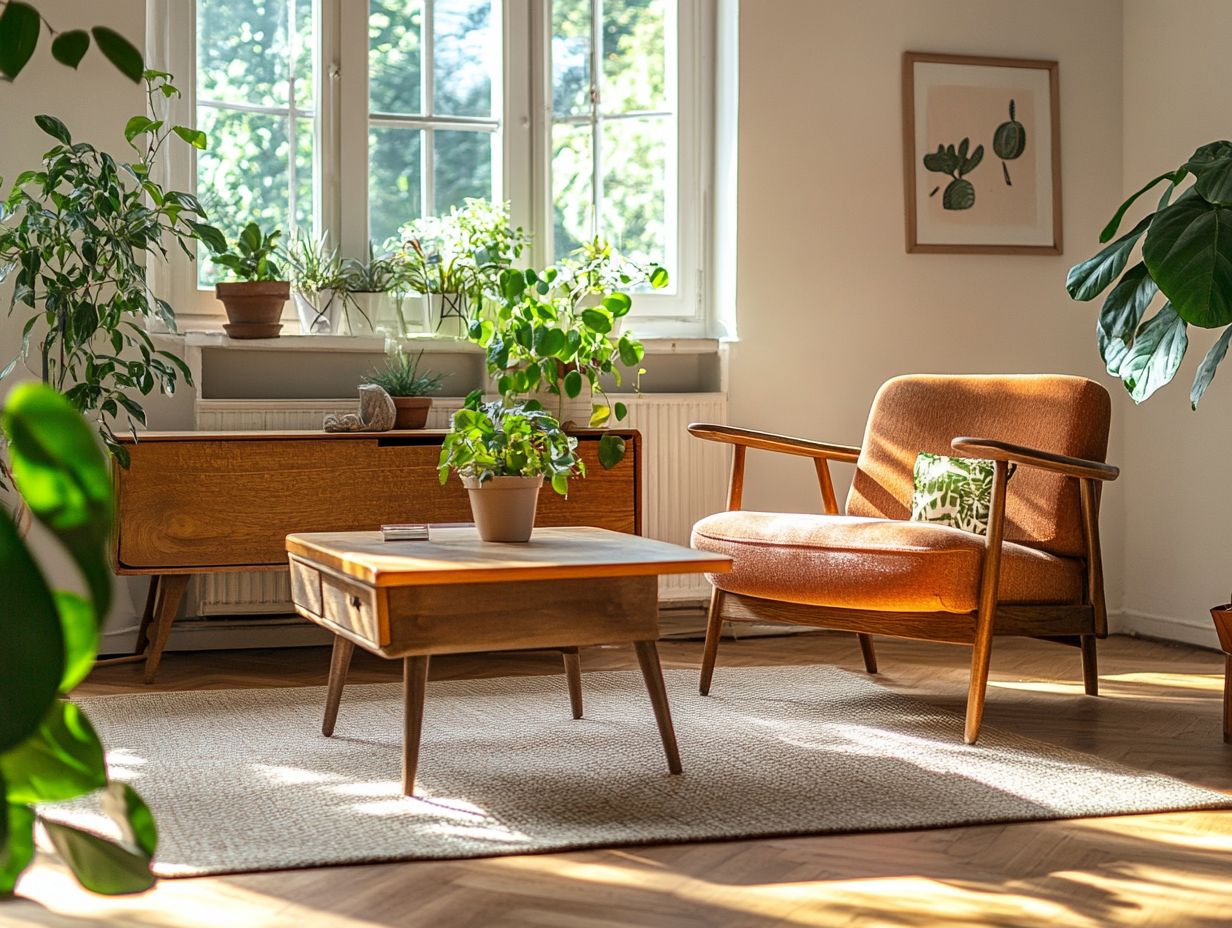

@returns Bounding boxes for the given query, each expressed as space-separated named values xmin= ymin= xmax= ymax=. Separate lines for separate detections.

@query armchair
xmin=689 ymin=374 xmax=1119 ymax=743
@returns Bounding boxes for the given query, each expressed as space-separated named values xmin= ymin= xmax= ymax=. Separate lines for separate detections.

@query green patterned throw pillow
xmin=910 ymin=452 xmax=996 ymax=535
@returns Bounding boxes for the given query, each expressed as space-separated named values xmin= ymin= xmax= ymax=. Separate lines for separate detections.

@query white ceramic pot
xmin=423 ymin=291 xmax=469 ymax=338
xmin=293 ymin=289 xmax=343 ymax=334
xmin=461 ymin=475 xmax=543 ymax=543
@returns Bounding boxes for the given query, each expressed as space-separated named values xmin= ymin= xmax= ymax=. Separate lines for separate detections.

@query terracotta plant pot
xmin=461 ymin=475 xmax=543 ymax=543
xmin=216 ymin=281 xmax=290 ymax=338
xmin=391 ymin=396 xmax=432 ymax=430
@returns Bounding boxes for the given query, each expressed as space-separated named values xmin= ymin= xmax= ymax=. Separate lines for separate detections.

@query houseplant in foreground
xmin=438 ymin=392 xmax=584 ymax=542
xmin=363 ymin=347 xmax=444 ymax=429
xmin=1 ymin=383 xmax=158 ymax=896
xmin=1066 ymin=139 xmax=1232 ymax=680
xmin=204 ymin=221 xmax=288 ymax=338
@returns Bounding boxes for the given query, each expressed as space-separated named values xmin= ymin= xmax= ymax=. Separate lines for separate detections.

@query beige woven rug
xmin=51 ymin=667 xmax=1230 ymax=877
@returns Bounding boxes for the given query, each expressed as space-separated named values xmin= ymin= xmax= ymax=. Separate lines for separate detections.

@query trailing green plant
xmin=0 ymin=383 xmax=159 ymax=897
xmin=204 ymin=221 xmax=285 ymax=282
xmin=466 ymin=241 xmax=668 ymax=469
xmin=923 ymin=138 xmax=984 ymax=210
xmin=1067 ymin=141 xmax=1232 ymax=407
xmin=0 ymin=1 xmax=144 ymax=82
xmin=437 ymin=391 xmax=584 ymax=496
xmin=363 ymin=348 xmax=444 ymax=397
xmin=0 ymin=71 xmax=222 ymax=468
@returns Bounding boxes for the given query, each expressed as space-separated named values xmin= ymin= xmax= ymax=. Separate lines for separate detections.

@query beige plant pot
xmin=461 ymin=475 xmax=543 ymax=543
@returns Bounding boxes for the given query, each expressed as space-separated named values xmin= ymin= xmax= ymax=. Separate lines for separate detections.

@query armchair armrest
xmin=687 ymin=423 xmax=861 ymax=463
xmin=951 ymin=437 xmax=1119 ymax=482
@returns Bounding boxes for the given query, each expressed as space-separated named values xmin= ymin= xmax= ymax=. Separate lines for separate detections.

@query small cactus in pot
xmin=923 ymin=137 xmax=984 ymax=210
xmin=993 ymin=99 xmax=1027 ymax=186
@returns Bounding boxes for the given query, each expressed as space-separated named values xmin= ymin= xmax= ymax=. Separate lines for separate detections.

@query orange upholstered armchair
xmin=689 ymin=374 xmax=1119 ymax=743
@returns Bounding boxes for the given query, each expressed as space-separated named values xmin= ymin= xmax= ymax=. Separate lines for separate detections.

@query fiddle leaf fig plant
xmin=0 ymin=383 xmax=159 ymax=897
xmin=1068 ymin=141 xmax=1232 ymax=407
xmin=438 ymin=391 xmax=584 ymax=496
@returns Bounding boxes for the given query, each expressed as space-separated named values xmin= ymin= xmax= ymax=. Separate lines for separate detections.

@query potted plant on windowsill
xmin=205 ymin=221 xmax=289 ymax=339
xmin=342 ymin=242 xmax=410 ymax=337
xmin=363 ymin=348 xmax=444 ymax=429
xmin=287 ymin=232 xmax=362 ymax=335
xmin=1066 ymin=140 xmax=1232 ymax=686
xmin=437 ymin=392 xmax=584 ymax=542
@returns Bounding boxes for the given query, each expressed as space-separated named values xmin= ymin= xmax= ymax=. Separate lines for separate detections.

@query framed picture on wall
xmin=902 ymin=52 xmax=1061 ymax=254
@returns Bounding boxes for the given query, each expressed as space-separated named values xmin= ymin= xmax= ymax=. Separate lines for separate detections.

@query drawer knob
xmin=349 ymin=595 xmax=362 ymax=609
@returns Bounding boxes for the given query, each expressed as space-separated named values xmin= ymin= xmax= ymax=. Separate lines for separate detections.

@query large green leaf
xmin=102 ymin=783 xmax=157 ymax=858
xmin=1185 ymin=141 xmax=1232 ymax=205
xmin=2 ymin=383 xmax=114 ymax=617
xmin=1097 ymin=322 xmax=1131 ymax=377
xmin=1099 ymin=171 xmax=1180 ymax=242
xmin=1 ymin=700 xmax=108 ymax=805
xmin=1098 ymin=262 xmax=1158 ymax=342
xmin=1118 ymin=303 xmax=1189 ymax=403
xmin=0 ymin=802 xmax=36 ymax=896
xmin=0 ymin=1 xmax=40 ymax=79
xmin=598 ymin=433 xmax=626 ymax=469
xmin=0 ymin=512 xmax=63 ymax=755
xmin=43 ymin=822 xmax=155 ymax=895
xmin=56 ymin=591 xmax=98 ymax=693
xmin=1142 ymin=198 xmax=1232 ymax=328
xmin=1190 ymin=326 xmax=1232 ymax=409
xmin=89 ymin=27 xmax=143 ymax=82
xmin=1067 ymin=214 xmax=1153 ymax=302
xmin=50 ymin=30 xmax=89 ymax=69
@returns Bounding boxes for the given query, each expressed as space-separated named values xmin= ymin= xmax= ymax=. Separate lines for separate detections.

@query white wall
xmin=730 ymin=0 xmax=1128 ymax=612
xmin=1117 ymin=0 xmax=1232 ymax=647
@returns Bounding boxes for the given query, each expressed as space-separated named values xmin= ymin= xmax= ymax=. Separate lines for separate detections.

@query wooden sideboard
xmin=110 ymin=429 xmax=641 ymax=681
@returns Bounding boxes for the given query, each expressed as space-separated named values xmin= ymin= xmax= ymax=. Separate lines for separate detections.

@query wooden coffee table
xmin=285 ymin=526 xmax=732 ymax=795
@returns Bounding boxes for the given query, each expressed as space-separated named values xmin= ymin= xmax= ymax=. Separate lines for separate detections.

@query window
xmin=155 ymin=0 xmax=707 ymax=325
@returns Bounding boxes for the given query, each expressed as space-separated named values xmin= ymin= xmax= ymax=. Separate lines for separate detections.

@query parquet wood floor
xmin=4 ymin=630 xmax=1230 ymax=927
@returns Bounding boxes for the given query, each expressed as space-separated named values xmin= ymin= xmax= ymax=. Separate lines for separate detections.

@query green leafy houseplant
xmin=467 ymin=241 xmax=668 ymax=469
xmin=201 ymin=222 xmax=290 ymax=336
xmin=285 ymin=232 xmax=356 ymax=335
xmin=1 ymin=383 xmax=159 ymax=896
xmin=0 ymin=1 xmax=145 ymax=82
xmin=0 ymin=71 xmax=220 ymax=465
xmin=438 ymin=393 xmax=585 ymax=542
xmin=364 ymin=348 xmax=444 ymax=429
xmin=1067 ymin=141 xmax=1232 ymax=406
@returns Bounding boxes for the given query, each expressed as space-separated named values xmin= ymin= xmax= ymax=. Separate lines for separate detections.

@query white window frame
xmin=147 ymin=0 xmax=711 ymax=333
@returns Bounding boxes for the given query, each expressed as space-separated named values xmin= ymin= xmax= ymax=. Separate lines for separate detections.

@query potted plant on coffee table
xmin=438 ymin=392 xmax=584 ymax=542
xmin=363 ymin=347 xmax=444 ymax=429
xmin=206 ymin=221 xmax=289 ymax=339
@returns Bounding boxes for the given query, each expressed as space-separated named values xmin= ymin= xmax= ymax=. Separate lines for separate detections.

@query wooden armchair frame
xmin=688 ymin=423 xmax=1119 ymax=743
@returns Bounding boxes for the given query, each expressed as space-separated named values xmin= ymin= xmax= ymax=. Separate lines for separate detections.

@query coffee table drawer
xmin=321 ymin=572 xmax=384 ymax=645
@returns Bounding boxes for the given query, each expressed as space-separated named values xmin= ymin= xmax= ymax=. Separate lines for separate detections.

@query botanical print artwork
xmin=910 ymin=452 xmax=996 ymax=536
xmin=904 ymin=54 xmax=1060 ymax=253
xmin=923 ymin=84 xmax=1037 ymax=227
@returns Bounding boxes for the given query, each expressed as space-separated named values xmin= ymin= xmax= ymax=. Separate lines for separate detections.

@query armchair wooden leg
xmin=699 ymin=587 xmax=725 ymax=696
xmin=964 ymin=627 xmax=995 ymax=745
xmin=1080 ymin=635 xmax=1099 ymax=696
xmin=857 ymin=634 xmax=878 ymax=674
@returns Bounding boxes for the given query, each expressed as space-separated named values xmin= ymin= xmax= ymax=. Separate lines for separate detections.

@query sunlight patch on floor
xmin=1099 ymin=671 xmax=1225 ymax=692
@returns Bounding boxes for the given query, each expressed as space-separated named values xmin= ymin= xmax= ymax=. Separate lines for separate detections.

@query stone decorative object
xmin=323 ymin=385 xmax=397 ymax=433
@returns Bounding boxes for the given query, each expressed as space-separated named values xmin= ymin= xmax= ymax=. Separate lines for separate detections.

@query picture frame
xmin=902 ymin=52 xmax=1062 ymax=255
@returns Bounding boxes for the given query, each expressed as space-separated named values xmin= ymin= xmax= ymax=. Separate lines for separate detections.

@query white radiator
xmin=191 ymin=393 xmax=729 ymax=618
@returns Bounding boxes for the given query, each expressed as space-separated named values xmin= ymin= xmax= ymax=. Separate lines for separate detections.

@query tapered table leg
xmin=634 ymin=640 xmax=682 ymax=774
xmin=143 ymin=574 xmax=189 ymax=684
xmin=561 ymin=647 xmax=583 ymax=719
xmin=322 ymin=636 xmax=355 ymax=737
xmin=402 ymin=655 xmax=430 ymax=797
xmin=1224 ymin=655 xmax=1231 ymax=745
xmin=133 ymin=575 xmax=163 ymax=656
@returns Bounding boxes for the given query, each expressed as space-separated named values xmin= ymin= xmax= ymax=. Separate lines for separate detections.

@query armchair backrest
xmin=846 ymin=375 xmax=1111 ymax=558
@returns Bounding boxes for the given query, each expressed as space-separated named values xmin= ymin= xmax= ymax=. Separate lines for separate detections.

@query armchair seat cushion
xmin=691 ymin=511 xmax=1084 ymax=614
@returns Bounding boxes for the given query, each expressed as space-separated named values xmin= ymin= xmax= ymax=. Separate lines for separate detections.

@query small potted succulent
xmin=437 ymin=393 xmax=584 ymax=542
xmin=209 ymin=221 xmax=289 ymax=338
xmin=363 ymin=348 xmax=444 ymax=429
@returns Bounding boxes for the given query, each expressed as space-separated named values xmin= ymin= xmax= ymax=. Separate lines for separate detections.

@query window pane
xmin=433 ymin=0 xmax=496 ymax=117
xmin=602 ymin=0 xmax=667 ymax=114
xmin=295 ymin=115 xmax=315 ymax=232
xmin=196 ymin=108 xmax=294 ymax=285
xmin=434 ymin=129 xmax=494 ymax=213
xmin=198 ymin=0 xmax=291 ymax=108
xmin=551 ymin=0 xmax=591 ymax=117
xmin=370 ymin=0 xmax=423 ymax=114
xmin=600 ymin=115 xmax=670 ymax=269
xmin=552 ymin=123 xmax=593 ymax=262
xmin=370 ymin=126 xmax=424 ymax=248
xmin=292 ymin=0 xmax=315 ymax=110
